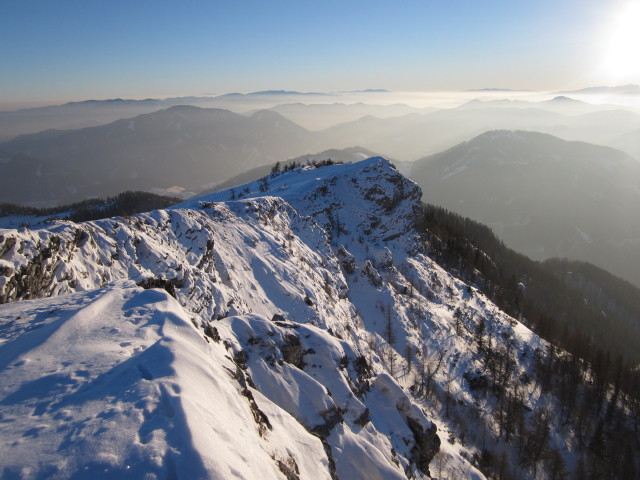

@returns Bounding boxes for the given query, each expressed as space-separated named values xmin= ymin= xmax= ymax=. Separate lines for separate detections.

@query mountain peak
xmin=186 ymin=157 xmax=422 ymax=247
xmin=548 ymin=95 xmax=580 ymax=102
xmin=2 ymin=146 xmax=638 ymax=478
xmin=0 ymin=155 xmax=451 ymax=478
xmin=249 ymin=109 xmax=310 ymax=130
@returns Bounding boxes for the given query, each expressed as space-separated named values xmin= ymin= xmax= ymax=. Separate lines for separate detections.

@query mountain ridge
xmin=1 ymin=158 xmax=638 ymax=478
xmin=0 ymin=106 xmax=316 ymax=206
xmin=410 ymin=130 xmax=640 ymax=288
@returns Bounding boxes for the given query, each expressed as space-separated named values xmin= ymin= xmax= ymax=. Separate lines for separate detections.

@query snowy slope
xmin=0 ymin=158 xmax=571 ymax=479
xmin=0 ymin=284 xmax=335 ymax=479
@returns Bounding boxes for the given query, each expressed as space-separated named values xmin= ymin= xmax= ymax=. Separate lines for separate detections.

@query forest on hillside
xmin=0 ymin=191 xmax=181 ymax=223
xmin=417 ymin=204 xmax=640 ymax=478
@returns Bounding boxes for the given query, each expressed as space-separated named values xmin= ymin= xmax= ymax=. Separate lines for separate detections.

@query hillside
xmin=0 ymin=158 xmax=638 ymax=478
xmin=0 ymin=191 xmax=181 ymax=228
xmin=318 ymin=102 xmax=640 ymax=162
xmin=199 ymin=147 xmax=390 ymax=195
xmin=0 ymin=98 xmax=168 ymax=142
xmin=2 ymin=96 xmax=639 ymax=208
xmin=411 ymin=130 xmax=640 ymax=287
xmin=0 ymin=106 xmax=316 ymax=206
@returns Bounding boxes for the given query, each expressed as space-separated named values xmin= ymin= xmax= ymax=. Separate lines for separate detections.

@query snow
xmin=0 ymin=284 xmax=335 ymax=479
xmin=0 ymin=157 xmax=573 ymax=478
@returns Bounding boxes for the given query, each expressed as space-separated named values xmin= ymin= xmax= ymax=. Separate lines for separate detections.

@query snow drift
xmin=0 ymin=157 xmax=554 ymax=479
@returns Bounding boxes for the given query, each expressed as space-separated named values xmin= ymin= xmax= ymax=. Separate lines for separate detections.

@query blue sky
xmin=1 ymin=0 xmax=637 ymax=106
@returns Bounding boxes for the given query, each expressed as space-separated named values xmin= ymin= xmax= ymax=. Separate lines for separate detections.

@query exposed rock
xmin=204 ymin=323 xmax=220 ymax=342
xmin=234 ymin=350 xmax=249 ymax=370
xmin=336 ymin=245 xmax=356 ymax=274
xmin=407 ymin=416 xmax=440 ymax=477
xmin=361 ymin=260 xmax=382 ymax=287
xmin=280 ymin=333 xmax=305 ymax=369
xmin=275 ymin=456 xmax=301 ymax=480
xmin=137 ymin=277 xmax=183 ymax=298
xmin=310 ymin=407 xmax=344 ymax=439
xmin=354 ymin=407 xmax=370 ymax=427
xmin=0 ymin=236 xmax=16 ymax=258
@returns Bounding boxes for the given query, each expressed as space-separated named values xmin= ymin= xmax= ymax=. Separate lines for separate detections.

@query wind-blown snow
xmin=0 ymin=285 xmax=333 ymax=479
xmin=0 ymin=157 xmax=559 ymax=479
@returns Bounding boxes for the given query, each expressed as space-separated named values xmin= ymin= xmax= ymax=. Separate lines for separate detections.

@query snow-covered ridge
xmin=0 ymin=158 xmax=555 ymax=479
xmin=182 ymin=157 xmax=422 ymax=244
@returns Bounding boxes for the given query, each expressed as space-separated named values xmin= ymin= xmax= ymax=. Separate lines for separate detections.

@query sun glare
xmin=602 ymin=2 xmax=640 ymax=82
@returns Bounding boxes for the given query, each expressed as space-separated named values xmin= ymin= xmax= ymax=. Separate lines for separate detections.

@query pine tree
xmin=454 ymin=307 xmax=463 ymax=336
xmin=383 ymin=303 xmax=396 ymax=346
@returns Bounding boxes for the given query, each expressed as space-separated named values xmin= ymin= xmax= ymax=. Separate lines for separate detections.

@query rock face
xmin=407 ymin=417 xmax=441 ymax=475
xmin=0 ymin=157 xmax=553 ymax=479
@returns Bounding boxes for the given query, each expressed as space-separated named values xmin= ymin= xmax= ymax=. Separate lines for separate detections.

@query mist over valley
xmin=2 ymin=1 xmax=640 ymax=478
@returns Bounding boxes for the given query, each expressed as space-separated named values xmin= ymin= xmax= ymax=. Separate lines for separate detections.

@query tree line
xmin=0 ymin=191 xmax=181 ymax=223
xmin=415 ymin=203 xmax=640 ymax=478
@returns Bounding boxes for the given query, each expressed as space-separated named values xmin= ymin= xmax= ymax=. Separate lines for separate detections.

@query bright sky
xmin=1 ymin=0 xmax=639 ymax=106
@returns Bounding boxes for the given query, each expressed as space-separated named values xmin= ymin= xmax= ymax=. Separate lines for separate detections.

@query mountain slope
xmin=0 ymin=158 xmax=638 ymax=478
xmin=197 ymin=147 xmax=390 ymax=196
xmin=0 ymin=98 xmax=169 ymax=142
xmin=610 ymin=127 xmax=640 ymax=160
xmin=319 ymin=103 xmax=640 ymax=162
xmin=0 ymin=285 xmax=334 ymax=479
xmin=3 ymin=95 xmax=639 ymax=208
xmin=266 ymin=102 xmax=435 ymax=130
xmin=0 ymin=191 xmax=181 ymax=229
xmin=0 ymin=159 xmax=449 ymax=478
xmin=411 ymin=130 xmax=640 ymax=287
xmin=0 ymin=106 xmax=316 ymax=206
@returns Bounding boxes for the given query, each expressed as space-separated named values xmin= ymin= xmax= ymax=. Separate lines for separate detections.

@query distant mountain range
xmin=3 ymin=86 xmax=638 ymax=143
xmin=2 ymin=97 xmax=639 ymax=247
xmin=459 ymin=95 xmax=635 ymax=114
xmin=265 ymin=102 xmax=436 ymax=130
xmin=226 ymin=89 xmax=326 ymax=96
xmin=316 ymin=98 xmax=640 ymax=161
xmin=466 ymin=88 xmax=531 ymax=92
xmin=0 ymin=98 xmax=169 ymax=142
xmin=410 ymin=130 xmax=640 ymax=287
xmin=0 ymin=91 xmax=325 ymax=142
xmin=0 ymin=106 xmax=317 ymax=205
xmin=556 ymin=84 xmax=640 ymax=95
xmin=2 ymin=98 xmax=639 ymax=294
